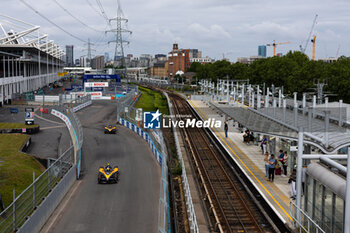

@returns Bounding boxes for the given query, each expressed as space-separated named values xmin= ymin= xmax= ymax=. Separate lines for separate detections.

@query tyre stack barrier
xmin=20 ymin=137 xmax=32 ymax=152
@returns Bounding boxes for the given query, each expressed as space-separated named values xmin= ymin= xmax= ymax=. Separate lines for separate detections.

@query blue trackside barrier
xmin=118 ymin=117 xmax=162 ymax=166
xmin=10 ymin=108 xmax=19 ymax=114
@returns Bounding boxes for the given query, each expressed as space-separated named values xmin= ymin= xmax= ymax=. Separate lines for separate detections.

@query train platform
xmin=188 ymin=99 xmax=294 ymax=228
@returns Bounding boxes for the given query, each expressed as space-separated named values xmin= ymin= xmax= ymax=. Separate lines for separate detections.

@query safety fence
xmin=164 ymin=92 xmax=199 ymax=233
xmin=290 ymin=201 xmax=325 ymax=233
xmin=0 ymin=93 xmax=86 ymax=233
xmin=0 ymin=146 xmax=74 ymax=233
xmin=117 ymin=117 xmax=170 ymax=233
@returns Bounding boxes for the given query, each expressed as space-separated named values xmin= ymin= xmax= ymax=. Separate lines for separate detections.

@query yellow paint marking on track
xmin=189 ymin=100 xmax=293 ymax=221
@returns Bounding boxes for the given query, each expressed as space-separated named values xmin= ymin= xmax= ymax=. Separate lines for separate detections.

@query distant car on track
xmin=98 ymin=164 xmax=119 ymax=184
xmin=104 ymin=125 xmax=116 ymax=134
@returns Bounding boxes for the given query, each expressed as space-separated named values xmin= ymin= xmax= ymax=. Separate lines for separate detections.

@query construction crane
xmin=311 ymin=35 xmax=316 ymax=60
xmin=222 ymin=52 xmax=233 ymax=60
xmin=266 ymin=40 xmax=291 ymax=56
xmin=336 ymin=44 xmax=341 ymax=59
xmin=300 ymin=14 xmax=318 ymax=53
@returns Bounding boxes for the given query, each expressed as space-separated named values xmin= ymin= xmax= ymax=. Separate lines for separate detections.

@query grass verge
xmin=135 ymin=86 xmax=169 ymax=115
xmin=0 ymin=134 xmax=45 ymax=207
xmin=0 ymin=123 xmax=38 ymax=129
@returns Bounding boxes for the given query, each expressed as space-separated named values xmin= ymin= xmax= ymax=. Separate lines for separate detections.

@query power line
xmin=19 ymin=0 xmax=87 ymax=43
xmin=95 ymin=0 xmax=110 ymax=23
xmin=85 ymin=0 xmax=104 ymax=18
xmin=52 ymin=0 xmax=104 ymax=32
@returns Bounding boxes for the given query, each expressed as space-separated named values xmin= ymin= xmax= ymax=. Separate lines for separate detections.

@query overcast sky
xmin=2 ymin=0 xmax=350 ymax=61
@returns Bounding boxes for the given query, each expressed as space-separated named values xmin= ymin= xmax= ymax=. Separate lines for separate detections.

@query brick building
xmin=168 ymin=43 xmax=189 ymax=81
xmin=150 ymin=61 xmax=168 ymax=79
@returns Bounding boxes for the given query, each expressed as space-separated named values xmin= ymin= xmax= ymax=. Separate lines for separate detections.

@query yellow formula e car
xmin=98 ymin=164 xmax=119 ymax=184
xmin=104 ymin=125 xmax=116 ymax=134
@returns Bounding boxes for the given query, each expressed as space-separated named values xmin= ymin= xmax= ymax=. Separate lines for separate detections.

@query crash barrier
xmin=9 ymin=108 xmax=19 ymax=114
xmin=0 ymin=146 xmax=74 ymax=233
xmin=18 ymin=164 xmax=76 ymax=233
xmin=118 ymin=117 xmax=170 ymax=233
xmin=164 ymin=92 xmax=199 ymax=233
xmin=118 ymin=118 xmax=162 ymax=165
xmin=34 ymin=95 xmax=59 ymax=103
xmin=72 ymin=100 xmax=92 ymax=113
xmin=51 ymin=109 xmax=83 ymax=179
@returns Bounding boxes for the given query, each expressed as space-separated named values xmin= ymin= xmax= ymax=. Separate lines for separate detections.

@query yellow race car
xmin=104 ymin=125 xmax=116 ymax=134
xmin=98 ymin=164 xmax=119 ymax=184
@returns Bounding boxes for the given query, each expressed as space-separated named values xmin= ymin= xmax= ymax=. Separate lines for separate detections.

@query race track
xmin=43 ymin=101 xmax=161 ymax=233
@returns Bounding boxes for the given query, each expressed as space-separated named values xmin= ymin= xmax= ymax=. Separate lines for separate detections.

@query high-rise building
xmin=75 ymin=59 xmax=80 ymax=66
xmin=104 ymin=52 xmax=109 ymax=62
xmin=91 ymin=55 xmax=105 ymax=70
xmin=65 ymin=45 xmax=74 ymax=67
xmin=188 ymin=49 xmax=201 ymax=59
xmin=258 ymin=45 xmax=267 ymax=58
xmin=80 ymin=56 xmax=87 ymax=67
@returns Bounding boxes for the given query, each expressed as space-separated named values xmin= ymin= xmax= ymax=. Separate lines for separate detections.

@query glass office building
xmin=258 ymin=45 xmax=267 ymax=58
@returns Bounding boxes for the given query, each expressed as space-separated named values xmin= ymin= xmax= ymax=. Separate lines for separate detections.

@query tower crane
xmin=300 ymin=14 xmax=318 ymax=53
xmin=311 ymin=35 xmax=316 ymax=60
xmin=222 ymin=52 xmax=233 ymax=60
xmin=266 ymin=40 xmax=290 ymax=56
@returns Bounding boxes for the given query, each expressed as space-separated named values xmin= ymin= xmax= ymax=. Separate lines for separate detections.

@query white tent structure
xmin=0 ymin=14 xmax=65 ymax=105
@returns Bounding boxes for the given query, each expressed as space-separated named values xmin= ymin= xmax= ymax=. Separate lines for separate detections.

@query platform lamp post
xmin=345 ymin=147 xmax=350 ymax=233
xmin=295 ymin=128 xmax=304 ymax=224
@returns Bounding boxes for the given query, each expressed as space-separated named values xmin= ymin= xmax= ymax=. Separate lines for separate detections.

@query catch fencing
xmin=116 ymin=88 xmax=170 ymax=233
xmin=0 ymin=92 xmax=87 ymax=233
xmin=0 ymin=146 xmax=74 ymax=233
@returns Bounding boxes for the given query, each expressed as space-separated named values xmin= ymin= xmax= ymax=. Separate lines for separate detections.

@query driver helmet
xmin=106 ymin=163 xmax=111 ymax=171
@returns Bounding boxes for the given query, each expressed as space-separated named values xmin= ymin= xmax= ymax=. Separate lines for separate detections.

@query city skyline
xmin=3 ymin=0 xmax=350 ymax=61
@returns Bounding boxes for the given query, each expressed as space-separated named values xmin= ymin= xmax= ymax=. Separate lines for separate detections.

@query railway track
xmin=169 ymin=93 xmax=277 ymax=233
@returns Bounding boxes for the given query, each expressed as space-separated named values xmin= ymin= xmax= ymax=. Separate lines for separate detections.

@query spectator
xmin=268 ymin=154 xmax=276 ymax=182
xmin=289 ymin=169 xmax=297 ymax=199
xmin=249 ymin=131 xmax=255 ymax=143
xmin=278 ymin=150 xmax=284 ymax=162
xmin=263 ymin=152 xmax=270 ymax=177
xmin=277 ymin=150 xmax=284 ymax=176
xmin=261 ymin=136 xmax=267 ymax=154
xmin=224 ymin=122 xmax=228 ymax=138
xmin=282 ymin=151 xmax=288 ymax=176
xmin=243 ymin=130 xmax=250 ymax=143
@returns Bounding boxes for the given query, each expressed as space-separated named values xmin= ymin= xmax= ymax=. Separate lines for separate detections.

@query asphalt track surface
xmin=44 ymin=101 xmax=161 ymax=233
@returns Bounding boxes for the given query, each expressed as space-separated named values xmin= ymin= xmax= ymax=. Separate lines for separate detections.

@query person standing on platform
xmin=277 ymin=150 xmax=284 ymax=176
xmin=224 ymin=121 xmax=228 ymax=138
xmin=278 ymin=150 xmax=284 ymax=163
xmin=264 ymin=152 xmax=270 ymax=177
xmin=289 ymin=169 xmax=297 ymax=199
xmin=261 ymin=136 xmax=267 ymax=154
xmin=268 ymin=154 xmax=276 ymax=182
xmin=282 ymin=151 xmax=288 ymax=176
